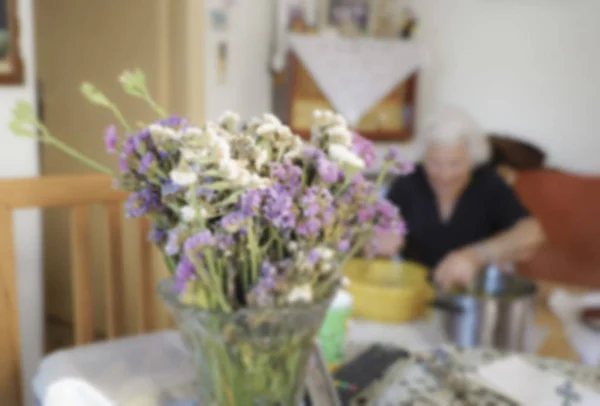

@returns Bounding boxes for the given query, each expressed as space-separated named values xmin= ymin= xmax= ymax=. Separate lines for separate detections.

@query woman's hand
xmin=375 ymin=231 xmax=405 ymax=257
xmin=433 ymin=247 xmax=483 ymax=290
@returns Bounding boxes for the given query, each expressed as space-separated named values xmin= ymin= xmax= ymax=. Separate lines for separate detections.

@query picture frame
xmin=326 ymin=0 xmax=369 ymax=37
xmin=0 ymin=0 xmax=23 ymax=85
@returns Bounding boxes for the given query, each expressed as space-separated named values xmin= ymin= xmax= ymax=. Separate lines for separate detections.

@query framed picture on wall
xmin=327 ymin=0 xmax=369 ymax=37
xmin=0 ymin=0 xmax=23 ymax=84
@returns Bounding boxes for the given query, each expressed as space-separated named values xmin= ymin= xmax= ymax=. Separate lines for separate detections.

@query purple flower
xmin=303 ymin=146 xmax=325 ymax=160
xmin=124 ymin=189 xmax=161 ymax=218
xmin=301 ymin=190 xmax=319 ymax=217
xmin=263 ymin=186 xmax=296 ymax=229
xmin=165 ymin=226 xmax=185 ymax=256
xmin=358 ymin=207 xmax=376 ymax=222
xmin=123 ymin=135 xmax=136 ymax=155
xmin=104 ymin=125 xmax=118 ymax=154
xmin=158 ymin=115 xmax=186 ymax=127
xmin=196 ymin=187 xmax=217 ymax=202
xmin=161 ymin=180 xmax=181 ymax=197
xmin=297 ymin=217 xmax=321 ymax=237
xmin=119 ymin=153 xmax=129 ymax=173
xmin=337 ymin=239 xmax=351 ymax=253
xmin=216 ymin=234 xmax=235 ymax=251
xmin=184 ymin=230 xmax=215 ymax=252
xmin=322 ymin=206 xmax=336 ymax=226
xmin=301 ymin=186 xmax=333 ymax=217
xmin=375 ymin=199 xmax=399 ymax=219
xmin=133 ymin=129 xmax=151 ymax=149
xmin=139 ymin=152 xmax=154 ymax=174
xmin=174 ymin=255 xmax=196 ymax=293
xmin=351 ymin=132 xmax=376 ymax=168
xmin=384 ymin=147 xmax=415 ymax=176
xmin=148 ymin=223 xmax=167 ymax=243
xmin=317 ymin=157 xmax=341 ymax=183
xmin=270 ymin=162 xmax=302 ymax=191
xmin=260 ymin=260 xmax=277 ymax=279
xmin=239 ymin=190 xmax=263 ymax=216
xmin=220 ymin=212 xmax=246 ymax=232
xmin=307 ymin=249 xmax=321 ymax=265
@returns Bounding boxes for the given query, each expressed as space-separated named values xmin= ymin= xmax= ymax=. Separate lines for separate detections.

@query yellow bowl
xmin=344 ymin=259 xmax=434 ymax=323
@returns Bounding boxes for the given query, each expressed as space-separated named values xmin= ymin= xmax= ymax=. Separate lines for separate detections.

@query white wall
xmin=0 ymin=0 xmax=41 ymax=404
xmin=414 ymin=0 xmax=600 ymax=175
xmin=203 ymin=0 xmax=600 ymax=176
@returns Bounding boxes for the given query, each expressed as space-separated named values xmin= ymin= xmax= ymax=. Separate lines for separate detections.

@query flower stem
xmin=145 ymin=95 xmax=168 ymax=119
xmin=110 ymin=106 xmax=133 ymax=133
xmin=48 ymin=137 xmax=115 ymax=176
xmin=246 ymin=219 xmax=259 ymax=283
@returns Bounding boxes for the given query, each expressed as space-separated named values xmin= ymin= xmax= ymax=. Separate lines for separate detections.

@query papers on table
xmin=474 ymin=356 xmax=600 ymax=405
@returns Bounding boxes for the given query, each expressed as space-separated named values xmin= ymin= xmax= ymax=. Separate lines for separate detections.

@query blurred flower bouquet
xmin=10 ymin=70 xmax=409 ymax=405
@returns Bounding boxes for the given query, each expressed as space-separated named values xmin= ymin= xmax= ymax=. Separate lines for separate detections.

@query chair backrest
xmin=0 ymin=174 xmax=159 ymax=405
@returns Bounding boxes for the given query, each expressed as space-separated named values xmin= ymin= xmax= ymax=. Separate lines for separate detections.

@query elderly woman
xmin=379 ymin=107 xmax=545 ymax=289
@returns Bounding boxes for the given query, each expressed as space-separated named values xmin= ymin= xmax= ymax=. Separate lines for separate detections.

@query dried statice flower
xmin=13 ymin=75 xmax=408 ymax=312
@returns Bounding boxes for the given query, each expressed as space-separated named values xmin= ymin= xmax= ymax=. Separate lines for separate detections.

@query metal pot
xmin=430 ymin=265 xmax=538 ymax=351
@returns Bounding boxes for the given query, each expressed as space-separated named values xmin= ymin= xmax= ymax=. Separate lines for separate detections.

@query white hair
xmin=414 ymin=106 xmax=491 ymax=165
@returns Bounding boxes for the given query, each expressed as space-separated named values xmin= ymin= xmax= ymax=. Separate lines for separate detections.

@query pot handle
xmin=428 ymin=299 xmax=465 ymax=314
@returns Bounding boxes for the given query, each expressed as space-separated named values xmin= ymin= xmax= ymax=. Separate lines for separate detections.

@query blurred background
xmin=2 ymin=0 xmax=600 ymax=403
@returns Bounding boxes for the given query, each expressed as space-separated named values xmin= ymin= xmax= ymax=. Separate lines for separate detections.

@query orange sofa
xmin=514 ymin=170 xmax=600 ymax=288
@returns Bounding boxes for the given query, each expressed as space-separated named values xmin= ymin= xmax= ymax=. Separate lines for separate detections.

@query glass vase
xmin=158 ymin=279 xmax=332 ymax=406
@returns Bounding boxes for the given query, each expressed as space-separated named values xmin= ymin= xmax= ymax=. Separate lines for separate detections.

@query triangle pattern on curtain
xmin=290 ymin=34 xmax=421 ymax=126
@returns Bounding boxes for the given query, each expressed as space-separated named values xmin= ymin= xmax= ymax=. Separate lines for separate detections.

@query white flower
xmin=333 ymin=113 xmax=347 ymax=127
xmin=248 ymin=173 xmax=271 ymax=188
xmin=180 ymin=206 xmax=208 ymax=223
xmin=180 ymin=206 xmax=196 ymax=222
xmin=148 ymin=123 xmax=165 ymax=137
xmin=218 ymin=110 xmax=240 ymax=130
xmin=328 ymin=125 xmax=352 ymax=147
xmin=254 ymin=148 xmax=269 ymax=169
xmin=219 ymin=159 xmax=241 ymax=179
xmin=183 ymin=126 xmax=203 ymax=139
xmin=312 ymin=109 xmax=336 ymax=126
xmin=163 ymin=127 xmax=178 ymax=140
xmin=262 ymin=113 xmax=281 ymax=125
xmin=170 ymin=169 xmax=198 ymax=186
xmin=328 ymin=144 xmax=365 ymax=170
xmin=149 ymin=124 xmax=179 ymax=143
xmin=287 ymin=284 xmax=313 ymax=304
xmin=256 ymin=123 xmax=278 ymax=136
xmin=236 ymin=169 xmax=253 ymax=186
xmin=317 ymin=247 xmax=335 ymax=261
xmin=181 ymin=147 xmax=208 ymax=161
xmin=278 ymin=125 xmax=293 ymax=139
xmin=246 ymin=117 xmax=262 ymax=132
xmin=211 ymin=137 xmax=231 ymax=161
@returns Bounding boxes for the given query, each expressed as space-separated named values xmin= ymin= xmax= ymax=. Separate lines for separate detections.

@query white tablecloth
xmin=33 ymin=318 xmax=549 ymax=406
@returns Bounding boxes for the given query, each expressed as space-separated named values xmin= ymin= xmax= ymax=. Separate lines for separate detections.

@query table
xmin=534 ymin=281 xmax=591 ymax=361
xmin=34 ymin=282 xmax=594 ymax=405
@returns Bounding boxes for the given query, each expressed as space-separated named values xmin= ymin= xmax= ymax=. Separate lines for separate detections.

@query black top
xmin=386 ymin=165 xmax=529 ymax=269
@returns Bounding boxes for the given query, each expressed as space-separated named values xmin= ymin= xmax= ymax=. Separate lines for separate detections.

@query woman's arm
xmin=434 ymin=217 xmax=545 ymax=289
xmin=471 ymin=216 xmax=545 ymax=265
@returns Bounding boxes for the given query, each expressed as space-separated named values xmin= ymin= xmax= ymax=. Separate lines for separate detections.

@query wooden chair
xmin=0 ymin=174 xmax=159 ymax=405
